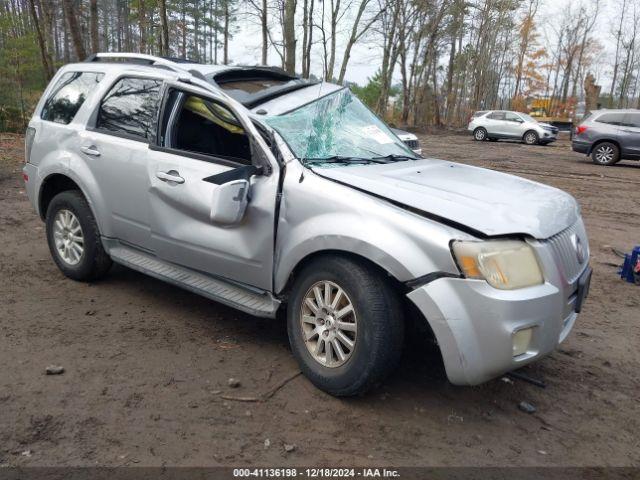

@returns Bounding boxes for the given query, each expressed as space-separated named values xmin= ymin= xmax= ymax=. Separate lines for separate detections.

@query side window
xmin=488 ymin=111 xmax=505 ymax=120
xmin=505 ymin=112 xmax=522 ymax=122
xmin=96 ymin=77 xmax=162 ymax=140
xmin=595 ymin=113 xmax=625 ymax=126
xmin=623 ymin=113 xmax=640 ymax=128
xmin=169 ymin=94 xmax=252 ymax=165
xmin=41 ymin=72 xmax=104 ymax=124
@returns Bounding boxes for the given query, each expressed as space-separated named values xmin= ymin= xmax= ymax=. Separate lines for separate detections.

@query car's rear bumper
xmin=22 ymin=163 xmax=39 ymax=216
xmin=572 ymin=140 xmax=590 ymax=154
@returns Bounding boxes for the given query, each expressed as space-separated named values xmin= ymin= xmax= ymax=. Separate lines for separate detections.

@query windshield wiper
xmin=302 ymin=155 xmax=389 ymax=165
xmin=371 ymin=154 xmax=418 ymax=162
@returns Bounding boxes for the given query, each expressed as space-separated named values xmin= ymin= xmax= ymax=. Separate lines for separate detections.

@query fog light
xmin=513 ymin=328 xmax=533 ymax=357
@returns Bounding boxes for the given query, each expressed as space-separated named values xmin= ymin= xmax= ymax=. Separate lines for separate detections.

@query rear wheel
xmin=287 ymin=256 xmax=404 ymax=396
xmin=473 ymin=127 xmax=487 ymax=141
xmin=591 ymin=142 xmax=620 ymax=166
xmin=523 ymin=130 xmax=539 ymax=145
xmin=46 ymin=191 xmax=112 ymax=281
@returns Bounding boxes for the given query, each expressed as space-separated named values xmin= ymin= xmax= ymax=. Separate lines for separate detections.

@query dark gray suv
xmin=572 ymin=109 xmax=640 ymax=166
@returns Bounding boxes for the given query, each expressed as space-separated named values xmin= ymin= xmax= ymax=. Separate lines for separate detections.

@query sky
xmin=227 ymin=0 xmax=619 ymax=88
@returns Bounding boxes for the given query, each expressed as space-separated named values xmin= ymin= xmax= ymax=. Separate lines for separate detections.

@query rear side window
xmin=473 ymin=111 xmax=488 ymax=118
xmin=623 ymin=113 xmax=640 ymax=128
xmin=595 ymin=113 xmax=625 ymax=126
xmin=41 ymin=72 xmax=104 ymax=124
xmin=96 ymin=77 xmax=163 ymax=140
xmin=487 ymin=111 xmax=505 ymax=120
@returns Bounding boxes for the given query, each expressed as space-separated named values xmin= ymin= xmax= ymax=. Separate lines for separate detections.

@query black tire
xmin=591 ymin=142 xmax=620 ymax=166
xmin=523 ymin=130 xmax=539 ymax=145
xmin=45 ymin=190 xmax=112 ymax=281
xmin=473 ymin=127 xmax=487 ymax=141
xmin=287 ymin=255 xmax=404 ymax=396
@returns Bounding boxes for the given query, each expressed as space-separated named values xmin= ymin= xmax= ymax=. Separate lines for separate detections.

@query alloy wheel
xmin=595 ymin=145 xmax=614 ymax=164
xmin=474 ymin=129 xmax=486 ymax=141
xmin=53 ymin=209 xmax=84 ymax=265
xmin=300 ymin=280 xmax=357 ymax=368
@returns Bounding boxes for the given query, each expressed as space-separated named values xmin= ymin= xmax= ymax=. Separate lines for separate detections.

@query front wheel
xmin=523 ymin=130 xmax=539 ymax=145
xmin=287 ymin=256 xmax=404 ymax=396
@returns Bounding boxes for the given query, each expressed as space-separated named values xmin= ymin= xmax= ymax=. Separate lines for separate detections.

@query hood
xmin=315 ymin=159 xmax=578 ymax=239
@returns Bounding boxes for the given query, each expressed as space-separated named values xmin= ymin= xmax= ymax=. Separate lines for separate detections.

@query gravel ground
xmin=0 ymin=131 xmax=638 ymax=467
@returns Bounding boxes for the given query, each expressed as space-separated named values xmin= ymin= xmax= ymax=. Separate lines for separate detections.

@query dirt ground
xmin=0 ymin=131 xmax=639 ymax=468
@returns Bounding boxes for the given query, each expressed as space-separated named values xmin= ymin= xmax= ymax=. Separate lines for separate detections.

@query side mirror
xmin=210 ymin=179 xmax=249 ymax=225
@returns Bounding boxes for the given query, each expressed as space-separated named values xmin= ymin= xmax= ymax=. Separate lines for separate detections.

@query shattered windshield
xmin=264 ymin=88 xmax=417 ymax=165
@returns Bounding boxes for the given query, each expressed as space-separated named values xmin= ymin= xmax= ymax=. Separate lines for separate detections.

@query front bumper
xmin=407 ymin=277 xmax=579 ymax=385
xmin=407 ymin=218 xmax=590 ymax=386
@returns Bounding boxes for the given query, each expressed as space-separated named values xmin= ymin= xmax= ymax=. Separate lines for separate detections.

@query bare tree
xmin=62 ymin=0 xmax=87 ymax=60
xmin=283 ymin=0 xmax=296 ymax=73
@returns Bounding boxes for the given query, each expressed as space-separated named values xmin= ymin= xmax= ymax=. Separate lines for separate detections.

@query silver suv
xmin=23 ymin=54 xmax=591 ymax=396
xmin=469 ymin=110 xmax=559 ymax=145
xmin=572 ymin=109 xmax=640 ymax=166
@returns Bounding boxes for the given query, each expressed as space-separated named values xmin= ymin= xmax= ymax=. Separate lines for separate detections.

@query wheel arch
xmin=38 ymin=173 xmax=84 ymax=221
xmin=277 ymin=249 xmax=408 ymax=300
xmin=588 ymin=138 xmax=621 ymax=156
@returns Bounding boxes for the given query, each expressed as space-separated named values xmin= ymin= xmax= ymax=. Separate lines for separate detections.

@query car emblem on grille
xmin=571 ymin=234 xmax=586 ymax=264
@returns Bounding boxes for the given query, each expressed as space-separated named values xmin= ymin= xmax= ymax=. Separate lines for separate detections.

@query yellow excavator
xmin=528 ymin=98 xmax=582 ymax=131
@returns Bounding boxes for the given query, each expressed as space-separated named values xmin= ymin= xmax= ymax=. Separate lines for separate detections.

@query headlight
xmin=452 ymin=240 xmax=543 ymax=290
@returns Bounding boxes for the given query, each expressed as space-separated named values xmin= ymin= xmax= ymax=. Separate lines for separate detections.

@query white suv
xmin=23 ymin=54 xmax=591 ymax=396
xmin=469 ymin=110 xmax=559 ymax=145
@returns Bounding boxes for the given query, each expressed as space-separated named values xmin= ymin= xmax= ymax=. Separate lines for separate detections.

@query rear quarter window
xmin=96 ymin=77 xmax=163 ymax=140
xmin=473 ymin=111 xmax=488 ymax=118
xmin=41 ymin=72 xmax=104 ymax=124
xmin=595 ymin=113 xmax=625 ymax=126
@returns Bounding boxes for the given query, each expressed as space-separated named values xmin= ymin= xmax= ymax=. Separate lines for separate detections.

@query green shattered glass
xmin=264 ymin=88 xmax=415 ymax=162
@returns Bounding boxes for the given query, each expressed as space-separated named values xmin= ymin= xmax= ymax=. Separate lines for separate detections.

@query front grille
xmin=545 ymin=220 xmax=589 ymax=284
xmin=403 ymin=139 xmax=419 ymax=149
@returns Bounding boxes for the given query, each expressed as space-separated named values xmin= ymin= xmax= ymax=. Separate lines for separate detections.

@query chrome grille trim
xmin=544 ymin=219 xmax=589 ymax=284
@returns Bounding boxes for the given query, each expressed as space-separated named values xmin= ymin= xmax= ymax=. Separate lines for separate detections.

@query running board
xmin=107 ymin=243 xmax=280 ymax=318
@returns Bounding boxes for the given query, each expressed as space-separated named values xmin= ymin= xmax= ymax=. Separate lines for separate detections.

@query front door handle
xmin=80 ymin=145 xmax=100 ymax=156
xmin=156 ymin=170 xmax=185 ymax=184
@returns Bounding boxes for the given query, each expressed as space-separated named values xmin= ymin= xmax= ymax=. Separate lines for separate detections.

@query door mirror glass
xmin=210 ymin=179 xmax=249 ymax=225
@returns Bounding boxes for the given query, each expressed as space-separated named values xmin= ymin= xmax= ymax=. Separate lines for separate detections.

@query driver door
xmin=504 ymin=112 xmax=525 ymax=138
xmin=146 ymin=85 xmax=279 ymax=290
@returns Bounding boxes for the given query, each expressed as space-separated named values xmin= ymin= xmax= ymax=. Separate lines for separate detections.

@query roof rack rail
xmin=86 ymin=52 xmax=190 ymax=74
xmin=86 ymin=52 xmax=214 ymax=93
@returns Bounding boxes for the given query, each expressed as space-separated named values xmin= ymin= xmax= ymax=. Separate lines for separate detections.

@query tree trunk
xmin=261 ymin=0 xmax=268 ymax=64
xmin=223 ymin=0 xmax=229 ymax=64
xmin=138 ymin=0 xmax=147 ymax=54
xmin=62 ymin=0 xmax=87 ymax=60
xmin=159 ymin=0 xmax=169 ymax=56
xmin=89 ymin=0 xmax=98 ymax=54
xmin=27 ymin=0 xmax=54 ymax=80
xmin=283 ymin=0 xmax=296 ymax=74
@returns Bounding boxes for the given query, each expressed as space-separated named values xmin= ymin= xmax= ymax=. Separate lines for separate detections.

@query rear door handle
xmin=80 ymin=145 xmax=100 ymax=156
xmin=156 ymin=170 xmax=185 ymax=184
